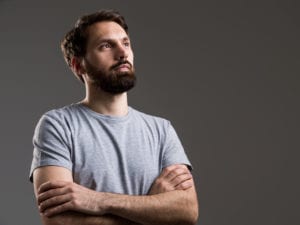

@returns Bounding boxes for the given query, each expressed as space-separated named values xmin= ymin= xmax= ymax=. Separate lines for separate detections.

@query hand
xmin=148 ymin=164 xmax=194 ymax=195
xmin=37 ymin=180 xmax=107 ymax=217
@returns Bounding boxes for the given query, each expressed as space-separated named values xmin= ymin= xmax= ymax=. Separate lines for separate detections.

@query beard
xmin=84 ymin=59 xmax=136 ymax=94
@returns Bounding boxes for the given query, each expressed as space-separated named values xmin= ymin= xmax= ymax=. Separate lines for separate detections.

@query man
xmin=30 ymin=10 xmax=199 ymax=225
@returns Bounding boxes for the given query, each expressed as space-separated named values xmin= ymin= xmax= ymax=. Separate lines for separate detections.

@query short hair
xmin=61 ymin=10 xmax=128 ymax=82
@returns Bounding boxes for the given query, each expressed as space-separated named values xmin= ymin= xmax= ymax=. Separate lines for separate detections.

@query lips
xmin=111 ymin=61 xmax=132 ymax=71
xmin=116 ymin=64 xmax=130 ymax=69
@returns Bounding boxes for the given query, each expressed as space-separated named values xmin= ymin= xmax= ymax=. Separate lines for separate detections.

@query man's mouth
xmin=116 ymin=64 xmax=130 ymax=69
xmin=111 ymin=61 xmax=132 ymax=71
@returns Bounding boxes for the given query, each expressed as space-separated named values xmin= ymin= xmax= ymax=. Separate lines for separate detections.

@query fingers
xmin=42 ymin=201 xmax=74 ymax=217
xmin=36 ymin=181 xmax=104 ymax=217
xmin=175 ymin=179 xmax=194 ymax=190
xmin=38 ymin=180 xmax=70 ymax=194
xmin=162 ymin=164 xmax=191 ymax=181
xmin=38 ymin=186 xmax=69 ymax=204
xmin=170 ymin=173 xmax=192 ymax=187
xmin=148 ymin=164 xmax=193 ymax=194
xmin=162 ymin=164 xmax=193 ymax=191
xmin=160 ymin=164 xmax=188 ymax=177
xmin=37 ymin=180 xmax=73 ymax=216
xmin=165 ymin=168 xmax=191 ymax=182
xmin=39 ymin=193 xmax=72 ymax=213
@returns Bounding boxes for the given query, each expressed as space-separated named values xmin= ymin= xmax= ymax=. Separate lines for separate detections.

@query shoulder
xmin=41 ymin=103 xmax=86 ymax=121
xmin=36 ymin=103 xmax=82 ymax=131
xmin=43 ymin=103 xmax=80 ymax=119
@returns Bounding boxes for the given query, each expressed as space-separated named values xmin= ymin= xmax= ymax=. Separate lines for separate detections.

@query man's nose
xmin=115 ymin=43 xmax=128 ymax=60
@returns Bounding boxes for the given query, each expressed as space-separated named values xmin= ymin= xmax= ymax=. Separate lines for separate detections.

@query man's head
xmin=61 ymin=10 xmax=136 ymax=94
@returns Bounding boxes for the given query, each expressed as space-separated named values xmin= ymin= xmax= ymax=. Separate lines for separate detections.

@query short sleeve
xmin=161 ymin=121 xmax=192 ymax=170
xmin=29 ymin=113 xmax=73 ymax=182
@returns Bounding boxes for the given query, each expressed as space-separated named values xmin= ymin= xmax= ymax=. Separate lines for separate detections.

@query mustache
xmin=110 ymin=60 xmax=132 ymax=70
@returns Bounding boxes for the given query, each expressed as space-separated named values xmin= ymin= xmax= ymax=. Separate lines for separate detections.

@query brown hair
xmin=61 ymin=10 xmax=128 ymax=82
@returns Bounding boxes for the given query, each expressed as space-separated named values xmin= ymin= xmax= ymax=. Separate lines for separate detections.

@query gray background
xmin=0 ymin=0 xmax=299 ymax=224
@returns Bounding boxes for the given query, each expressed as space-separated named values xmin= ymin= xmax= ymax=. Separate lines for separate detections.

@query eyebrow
xmin=94 ymin=37 xmax=130 ymax=45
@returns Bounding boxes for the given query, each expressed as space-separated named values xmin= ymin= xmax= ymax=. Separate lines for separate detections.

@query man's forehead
xmin=87 ymin=21 xmax=129 ymax=41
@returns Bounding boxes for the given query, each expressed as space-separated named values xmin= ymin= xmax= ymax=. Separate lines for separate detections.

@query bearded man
xmin=30 ymin=9 xmax=198 ymax=225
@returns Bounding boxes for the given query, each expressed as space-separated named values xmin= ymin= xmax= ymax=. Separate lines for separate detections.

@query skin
xmin=73 ymin=21 xmax=134 ymax=117
xmin=33 ymin=21 xmax=199 ymax=225
xmin=34 ymin=165 xmax=196 ymax=225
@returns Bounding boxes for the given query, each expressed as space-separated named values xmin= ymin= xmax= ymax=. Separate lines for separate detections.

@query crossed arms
xmin=33 ymin=164 xmax=199 ymax=225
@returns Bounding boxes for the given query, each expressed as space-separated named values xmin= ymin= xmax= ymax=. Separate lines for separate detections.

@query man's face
xmin=82 ymin=21 xmax=136 ymax=94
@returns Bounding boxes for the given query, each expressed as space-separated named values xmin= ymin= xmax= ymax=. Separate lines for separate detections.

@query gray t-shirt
xmin=30 ymin=103 xmax=191 ymax=195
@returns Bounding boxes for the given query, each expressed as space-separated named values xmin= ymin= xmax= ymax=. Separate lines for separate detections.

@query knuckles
xmin=70 ymin=192 xmax=76 ymax=199
xmin=164 ymin=167 xmax=172 ymax=173
xmin=180 ymin=180 xmax=193 ymax=189
xmin=67 ymin=186 xmax=75 ymax=193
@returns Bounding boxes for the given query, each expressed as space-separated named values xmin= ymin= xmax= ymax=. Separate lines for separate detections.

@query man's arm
xmin=33 ymin=166 xmax=139 ymax=225
xmin=37 ymin=165 xmax=198 ymax=225
xmin=103 ymin=182 xmax=198 ymax=225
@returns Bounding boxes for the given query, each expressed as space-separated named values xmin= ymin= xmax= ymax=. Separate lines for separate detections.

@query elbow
xmin=186 ymin=196 xmax=199 ymax=225
xmin=41 ymin=216 xmax=61 ymax=225
xmin=40 ymin=213 xmax=77 ymax=225
xmin=177 ymin=211 xmax=198 ymax=225
xmin=190 ymin=206 xmax=199 ymax=225
xmin=184 ymin=205 xmax=199 ymax=225
xmin=174 ymin=199 xmax=199 ymax=225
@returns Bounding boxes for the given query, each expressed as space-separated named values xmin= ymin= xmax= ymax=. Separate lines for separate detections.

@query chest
xmin=70 ymin=120 xmax=162 ymax=194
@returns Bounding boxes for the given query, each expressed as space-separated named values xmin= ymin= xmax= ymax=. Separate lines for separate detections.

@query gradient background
xmin=0 ymin=0 xmax=299 ymax=225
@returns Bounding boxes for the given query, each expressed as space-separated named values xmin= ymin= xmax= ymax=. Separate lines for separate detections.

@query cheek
xmin=129 ymin=51 xmax=134 ymax=64
xmin=91 ymin=54 xmax=112 ymax=68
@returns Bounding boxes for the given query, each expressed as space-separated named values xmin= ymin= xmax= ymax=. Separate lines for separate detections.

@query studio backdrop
xmin=0 ymin=1 xmax=299 ymax=225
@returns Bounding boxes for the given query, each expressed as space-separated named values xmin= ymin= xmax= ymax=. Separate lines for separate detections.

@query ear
xmin=71 ymin=57 xmax=85 ymax=77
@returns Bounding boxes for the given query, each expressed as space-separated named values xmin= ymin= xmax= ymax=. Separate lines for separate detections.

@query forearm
xmin=36 ymin=165 xmax=198 ymax=225
xmin=41 ymin=212 xmax=139 ymax=225
xmin=104 ymin=187 xmax=198 ymax=225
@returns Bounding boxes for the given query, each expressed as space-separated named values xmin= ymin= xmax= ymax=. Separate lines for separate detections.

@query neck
xmin=81 ymin=85 xmax=129 ymax=117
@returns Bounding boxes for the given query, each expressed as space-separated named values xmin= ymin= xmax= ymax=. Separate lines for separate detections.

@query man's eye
xmin=124 ymin=42 xmax=130 ymax=47
xmin=100 ymin=43 xmax=111 ymax=49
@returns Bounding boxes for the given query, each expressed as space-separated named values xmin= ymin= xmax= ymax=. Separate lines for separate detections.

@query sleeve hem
xmin=29 ymin=161 xmax=72 ymax=183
